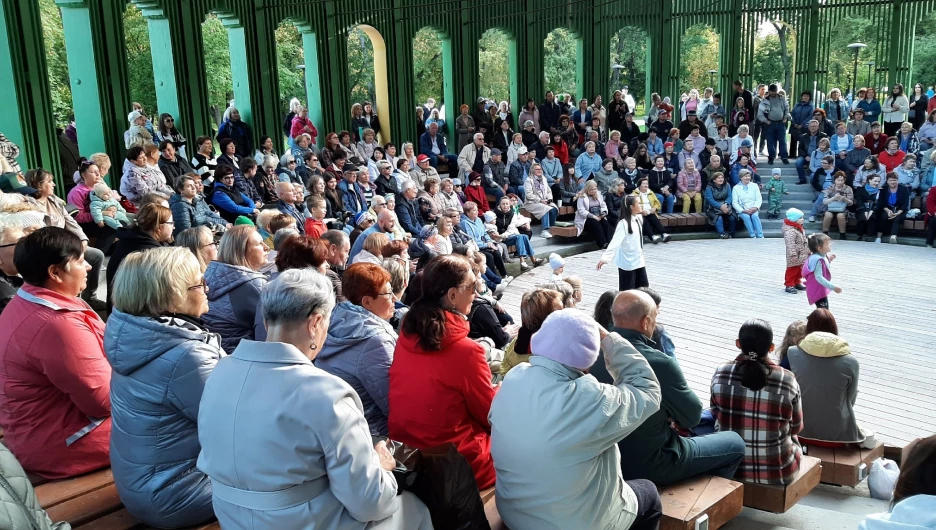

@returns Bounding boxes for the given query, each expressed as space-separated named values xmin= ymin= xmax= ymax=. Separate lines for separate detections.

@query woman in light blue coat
xmin=105 ymin=247 xmax=221 ymax=528
xmin=197 ymin=269 xmax=432 ymax=530
xmin=316 ymin=263 xmax=398 ymax=436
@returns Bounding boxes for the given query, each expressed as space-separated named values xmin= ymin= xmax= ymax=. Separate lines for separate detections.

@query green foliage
xmin=751 ymin=21 xmax=796 ymax=93
xmin=678 ymin=24 xmax=720 ymax=94
xmin=413 ymin=28 xmax=444 ymax=106
xmin=610 ymin=27 xmax=647 ymax=107
xmin=124 ymin=4 xmax=157 ymax=117
xmin=202 ymin=15 xmax=233 ymax=126
xmin=912 ymin=16 xmax=936 ymax=87
xmin=275 ymin=22 xmax=305 ymax=111
xmin=825 ymin=15 xmax=878 ymax=94
xmin=347 ymin=27 xmax=376 ymax=105
xmin=479 ymin=28 xmax=511 ymax=102
xmin=544 ymin=28 xmax=577 ymax=97
xmin=38 ymin=0 xmax=71 ymax=128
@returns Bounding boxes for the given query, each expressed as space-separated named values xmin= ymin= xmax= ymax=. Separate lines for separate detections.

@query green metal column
xmin=803 ymin=0 xmax=820 ymax=95
xmin=300 ymin=28 xmax=325 ymax=147
xmin=56 ymin=1 xmax=107 ymax=157
xmin=441 ymin=34 xmax=456 ymax=146
xmin=138 ymin=9 xmax=181 ymax=121
xmin=222 ymin=21 xmax=253 ymax=125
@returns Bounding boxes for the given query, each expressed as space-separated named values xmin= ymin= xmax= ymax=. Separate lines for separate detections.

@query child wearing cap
xmin=782 ymin=208 xmax=808 ymax=294
xmin=762 ymin=168 xmax=790 ymax=219
xmin=548 ymin=253 xmax=564 ymax=280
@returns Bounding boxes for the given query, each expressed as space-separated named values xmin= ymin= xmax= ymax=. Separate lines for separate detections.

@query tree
xmin=912 ymin=16 xmax=936 ymax=88
xmin=678 ymin=25 xmax=719 ymax=95
xmin=413 ymin=28 xmax=443 ymax=106
xmin=479 ymin=29 xmax=511 ymax=103
xmin=825 ymin=15 xmax=877 ymax=94
xmin=610 ymin=27 xmax=648 ymax=109
xmin=347 ymin=27 xmax=376 ymax=106
xmin=124 ymin=4 xmax=157 ymax=118
xmin=202 ymin=15 xmax=233 ymax=127
xmin=751 ymin=33 xmax=786 ymax=90
xmin=39 ymin=0 xmax=71 ymax=128
xmin=544 ymin=28 xmax=577 ymax=97
xmin=275 ymin=22 xmax=305 ymax=114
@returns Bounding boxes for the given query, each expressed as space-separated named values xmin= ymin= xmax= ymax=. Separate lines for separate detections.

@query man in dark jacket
xmin=520 ymin=120 xmax=538 ymax=147
xmin=157 ymin=141 xmax=195 ymax=188
xmin=484 ymin=148 xmax=509 ymax=201
xmin=275 ymin=181 xmax=306 ymax=234
xmin=507 ymin=148 xmax=532 ymax=202
xmin=678 ymin=111 xmax=709 ymax=140
xmin=796 ymin=120 xmax=828 ymax=184
xmin=394 ymin=180 xmax=424 ymax=236
xmin=538 ymin=91 xmax=562 ymax=134
xmin=418 ymin=122 xmax=458 ymax=169
xmin=471 ymin=98 xmax=493 ymax=140
xmin=650 ymin=110 xmax=675 ymax=139
xmin=606 ymin=291 xmax=745 ymax=486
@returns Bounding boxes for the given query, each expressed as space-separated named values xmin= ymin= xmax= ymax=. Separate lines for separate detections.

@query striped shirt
xmin=710 ymin=357 xmax=803 ymax=485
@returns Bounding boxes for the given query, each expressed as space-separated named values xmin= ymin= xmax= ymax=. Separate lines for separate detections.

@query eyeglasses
xmin=188 ymin=281 xmax=208 ymax=293
xmin=161 ymin=221 xmax=175 ymax=226
xmin=376 ymin=291 xmax=395 ymax=298
xmin=165 ymin=118 xmax=174 ymax=123
xmin=310 ymin=158 xmax=318 ymax=162
xmin=200 ymin=241 xmax=218 ymax=249
xmin=0 ymin=242 xmax=17 ymax=249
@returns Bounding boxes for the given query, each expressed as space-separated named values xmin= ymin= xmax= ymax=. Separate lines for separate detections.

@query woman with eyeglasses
xmin=155 ymin=113 xmax=188 ymax=159
xmin=175 ymin=226 xmax=218 ymax=272
xmin=209 ymin=165 xmax=259 ymax=223
xmin=104 ymin=246 xmax=220 ymax=528
xmin=106 ymin=203 xmax=174 ymax=309
xmin=316 ymin=263 xmax=399 ymax=437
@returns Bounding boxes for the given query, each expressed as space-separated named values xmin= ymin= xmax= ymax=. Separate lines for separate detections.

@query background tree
xmin=124 ymin=4 xmax=157 ymax=119
xmin=544 ymin=28 xmax=577 ymax=98
xmin=825 ymin=15 xmax=877 ymax=95
xmin=610 ymin=27 xmax=648 ymax=111
xmin=479 ymin=28 xmax=511 ymax=103
xmin=413 ymin=28 xmax=444 ymax=107
xmin=39 ymin=0 xmax=71 ymax=129
xmin=912 ymin=15 xmax=936 ymax=89
xmin=202 ymin=15 xmax=233 ymax=128
xmin=275 ymin=22 xmax=305 ymax=116
xmin=751 ymin=19 xmax=797 ymax=93
xmin=347 ymin=27 xmax=376 ymax=106
xmin=678 ymin=24 xmax=720 ymax=94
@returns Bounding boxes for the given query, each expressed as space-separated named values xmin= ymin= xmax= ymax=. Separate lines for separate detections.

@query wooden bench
xmin=804 ymin=441 xmax=884 ymax=487
xmin=740 ymin=455 xmax=822 ymax=513
xmin=659 ymin=475 xmax=744 ymax=530
xmin=546 ymin=225 xmax=578 ymax=238
xmin=481 ymin=487 xmax=508 ymax=530
xmin=518 ymin=205 xmax=575 ymax=218
xmin=659 ymin=213 xmax=709 ymax=231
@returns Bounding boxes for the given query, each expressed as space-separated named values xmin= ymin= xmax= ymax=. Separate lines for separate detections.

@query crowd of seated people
xmin=1 ymin=87 xmax=934 ymax=530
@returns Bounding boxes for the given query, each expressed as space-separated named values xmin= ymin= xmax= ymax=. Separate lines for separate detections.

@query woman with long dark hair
xmin=597 ymin=194 xmax=648 ymax=290
xmin=710 ymin=319 xmax=804 ymax=485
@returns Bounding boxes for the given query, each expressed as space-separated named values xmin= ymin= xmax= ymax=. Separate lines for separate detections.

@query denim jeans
xmin=504 ymin=234 xmax=533 ymax=257
xmin=426 ymin=152 xmax=458 ymax=169
xmin=84 ymin=246 xmax=104 ymax=302
xmin=809 ymin=193 xmax=827 ymax=217
xmin=673 ymin=431 xmax=746 ymax=484
xmin=795 ymin=157 xmax=809 ymax=183
xmin=764 ymin=121 xmax=790 ymax=160
xmin=714 ymin=214 xmax=736 ymax=235
xmin=654 ymin=193 xmax=676 ymax=213
xmin=507 ymin=185 xmax=526 ymax=202
xmin=540 ymin=207 xmax=558 ymax=229
xmin=484 ymin=185 xmax=505 ymax=202
xmin=739 ymin=211 xmax=764 ymax=237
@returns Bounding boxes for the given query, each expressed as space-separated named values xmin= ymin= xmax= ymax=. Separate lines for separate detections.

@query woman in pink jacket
xmin=0 ymin=227 xmax=111 ymax=479
xmin=67 ymin=158 xmax=119 ymax=252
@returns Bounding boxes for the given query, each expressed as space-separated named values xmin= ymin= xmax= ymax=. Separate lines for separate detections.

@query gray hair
xmin=382 ymin=257 xmax=409 ymax=295
xmin=218 ymin=225 xmax=257 ymax=268
xmin=273 ymin=228 xmax=300 ymax=251
xmin=112 ymin=246 xmax=201 ymax=317
xmin=400 ymin=180 xmax=417 ymax=192
xmin=263 ymin=154 xmax=279 ymax=169
xmin=539 ymin=280 xmax=575 ymax=308
xmin=377 ymin=160 xmax=391 ymax=170
xmin=473 ymin=133 xmax=485 ymax=141
xmin=539 ymin=131 xmax=550 ymax=140
xmin=261 ymin=268 xmax=335 ymax=326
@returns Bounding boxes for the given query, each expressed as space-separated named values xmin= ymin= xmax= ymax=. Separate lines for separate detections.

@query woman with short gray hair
xmin=197 ymin=268 xmax=433 ymax=530
xmin=105 ymin=247 xmax=220 ymax=528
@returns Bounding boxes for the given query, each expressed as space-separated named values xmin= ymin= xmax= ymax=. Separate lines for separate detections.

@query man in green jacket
xmin=609 ymin=290 xmax=745 ymax=486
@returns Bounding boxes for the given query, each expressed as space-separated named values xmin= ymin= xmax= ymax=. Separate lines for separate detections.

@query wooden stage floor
xmin=498 ymin=238 xmax=936 ymax=447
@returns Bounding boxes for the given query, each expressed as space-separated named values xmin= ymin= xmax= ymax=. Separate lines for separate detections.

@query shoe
xmin=875 ymin=237 xmax=882 ymax=243
xmin=839 ymin=232 xmax=847 ymax=240
xmin=782 ymin=158 xmax=790 ymax=164
xmin=808 ymin=216 xmax=816 ymax=223
xmin=530 ymin=257 xmax=542 ymax=267
xmin=506 ymin=257 xmax=519 ymax=264
xmin=719 ymin=233 xmax=729 ymax=239
xmin=785 ymin=286 xmax=798 ymax=294
xmin=520 ymin=262 xmax=532 ymax=272
xmin=662 ymin=234 xmax=671 ymax=243
xmin=797 ymin=181 xmax=808 ymax=185
xmin=794 ymin=284 xmax=806 ymax=291
xmin=652 ymin=235 xmax=661 ymax=244
xmin=494 ymin=283 xmax=508 ymax=296
xmin=83 ymin=297 xmax=107 ymax=311
xmin=865 ymin=236 xmax=874 ymax=242
xmin=890 ymin=235 xmax=897 ymax=243
xmin=541 ymin=230 xmax=552 ymax=239
xmin=502 ymin=275 xmax=514 ymax=283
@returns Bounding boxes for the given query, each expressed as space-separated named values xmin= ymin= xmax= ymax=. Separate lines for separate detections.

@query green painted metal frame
xmin=7 ymin=0 xmax=936 ymax=195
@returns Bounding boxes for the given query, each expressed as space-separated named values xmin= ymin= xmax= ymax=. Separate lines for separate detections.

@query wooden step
xmin=45 ymin=483 xmax=124 ymax=527
xmin=741 ymin=455 xmax=822 ymax=514
xmin=36 ymin=468 xmax=115 ymax=509
xmin=659 ymin=475 xmax=744 ymax=530
xmin=545 ymin=225 xmax=578 ymax=238
xmin=805 ymin=441 xmax=884 ymax=487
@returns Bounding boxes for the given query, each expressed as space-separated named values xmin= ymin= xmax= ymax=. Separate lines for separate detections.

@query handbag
xmin=827 ymin=200 xmax=847 ymax=213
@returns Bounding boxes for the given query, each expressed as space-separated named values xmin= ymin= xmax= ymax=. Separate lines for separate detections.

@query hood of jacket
xmin=105 ymin=309 xmax=217 ymax=375
xmin=860 ymin=495 xmax=936 ymax=530
xmin=317 ymin=301 xmax=397 ymax=361
xmin=115 ymin=227 xmax=161 ymax=251
xmin=169 ymin=192 xmax=188 ymax=208
xmin=204 ymin=260 xmax=266 ymax=301
xmin=799 ymin=331 xmax=850 ymax=358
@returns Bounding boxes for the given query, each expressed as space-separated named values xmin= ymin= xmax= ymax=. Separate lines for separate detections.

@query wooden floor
xmin=499 ymin=238 xmax=936 ymax=447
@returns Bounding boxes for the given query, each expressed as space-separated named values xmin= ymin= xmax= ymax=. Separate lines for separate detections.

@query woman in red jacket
xmin=0 ymin=227 xmax=111 ymax=479
xmin=388 ymin=254 xmax=497 ymax=489
xmin=463 ymin=171 xmax=491 ymax=214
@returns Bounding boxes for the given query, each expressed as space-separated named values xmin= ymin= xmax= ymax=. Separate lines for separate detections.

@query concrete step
xmin=723 ymin=484 xmax=888 ymax=530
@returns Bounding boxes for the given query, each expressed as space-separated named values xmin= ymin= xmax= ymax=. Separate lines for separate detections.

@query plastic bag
xmin=868 ymin=458 xmax=900 ymax=500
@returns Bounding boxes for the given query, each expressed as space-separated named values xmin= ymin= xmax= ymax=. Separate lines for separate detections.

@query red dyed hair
xmin=275 ymin=236 xmax=328 ymax=271
xmin=343 ymin=263 xmax=391 ymax=306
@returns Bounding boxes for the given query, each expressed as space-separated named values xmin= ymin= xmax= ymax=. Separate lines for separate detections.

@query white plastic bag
xmin=868 ymin=458 xmax=900 ymax=500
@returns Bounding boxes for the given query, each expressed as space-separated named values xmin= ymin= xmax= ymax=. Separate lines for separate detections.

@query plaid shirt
xmin=710 ymin=357 xmax=803 ymax=485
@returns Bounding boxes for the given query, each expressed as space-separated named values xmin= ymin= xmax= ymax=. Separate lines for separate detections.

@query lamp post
xmin=866 ymin=62 xmax=875 ymax=91
xmin=708 ymin=70 xmax=717 ymax=89
xmin=847 ymin=43 xmax=867 ymax=104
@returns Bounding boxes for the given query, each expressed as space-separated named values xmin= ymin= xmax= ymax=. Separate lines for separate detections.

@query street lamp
xmin=846 ymin=43 xmax=866 ymax=102
xmin=866 ymin=62 xmax=875 ymax=91
xmin=708 ymin=69 xmax=717 ymax=89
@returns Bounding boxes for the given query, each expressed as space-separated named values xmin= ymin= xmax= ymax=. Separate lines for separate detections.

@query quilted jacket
xmin=0 ymin=443 xmax=70 ymax=530
xmin=104 ymin=310 xmax=222 ymax=528
xmin=203 ymin=261 xmax=266 ymax=353
xmin=782 ymin=221 xmax=808 ymax=268
xmin=169 ymin=193 xmax=226 ymax=237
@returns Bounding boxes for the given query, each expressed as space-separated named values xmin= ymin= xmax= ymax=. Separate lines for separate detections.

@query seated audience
xmin=68 ymin=158 xmax=118 ymax=252
xmin=489 ymin=309 xmax=662 ymax=530
xmin=609 ymin=290 xmax=745 ymax=485
xmin=593 ymin=289 xmax=619 ymax=331
xmin=197 ymin=268 xmax=432 ymax=530
xmin=876 ymin=172 xmax=910 ymax=243
xmin=203 ymin=225 xmax=267 ymax=352
xmin=352 ymin=231 xmax=388 ymax=265
xmin=855 ymin=174 xmax=882 ymax=241
xmin=787 ymin=309 xmax=871 ymax=446
xmin=499 ymin=288 xmax=565 ymax=376
xmin=776 ymin=319 xmax=807 ymax=370
xmin=821 ymin=172 xmax=854 ymax=239
xmin=575 ymin=180 xmax=613 ymax=248
xmin=317 ymin=263 xmax=397 ymax=437
xmin=710 ymin=319 xmax=803 ymax=484
xmin=0 ymin=220 xmax=31 ymax=312
xmin=175 ymin=225 xmax=218 ymax=272
xmin=491 ymin=196 xmax=537 ymax=269
xmin=122 ymin=145 xmax=173 ymax=206
xmin=105 ymin=247 xmax=219 ymax=528
xmin=106 ymin=203 xmax=174 ymax=307
xmin=466 ymin=252 xmax=514 ymax=349
xmin=732 ymin=169 xmax=764 ymax=238
xmin=210 ymin=164 xmax=258 ymax=223
xmin=858 ymin=434 xmax=936 ymax=529
xmin=523 ymin=162 xmax=560 ymax=238
xmin=0 ymin=227 xmax=111 ymax=479
xmin=389 ymin=254 xmax=497 ymax=489
xmin=170 ymin=174 xmax=227 ymax=236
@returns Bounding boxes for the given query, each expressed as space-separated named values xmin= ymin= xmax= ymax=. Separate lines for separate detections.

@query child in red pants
xmin=782 ymin=208 xmax=808 ymax=294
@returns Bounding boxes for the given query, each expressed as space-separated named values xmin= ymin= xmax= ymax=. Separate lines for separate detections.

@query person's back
xmin=203 ymin=260 xmax=266 ymax=352
xmin=787 ymin=332 xmax=863 ymax=443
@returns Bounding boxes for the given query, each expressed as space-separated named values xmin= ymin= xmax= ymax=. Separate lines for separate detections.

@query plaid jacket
xmin=710 ymin=357 xmax=804 ymax=485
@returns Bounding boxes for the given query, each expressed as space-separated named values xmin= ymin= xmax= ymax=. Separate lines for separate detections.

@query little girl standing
xmin=802 ymin=233 xmax=843 ymax=309
xmin=596 ymin=195 xmax=648 ymax=290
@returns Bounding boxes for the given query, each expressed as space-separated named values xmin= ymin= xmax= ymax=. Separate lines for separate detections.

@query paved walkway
xmin=499 ymin=237 xmax=936 ymax=448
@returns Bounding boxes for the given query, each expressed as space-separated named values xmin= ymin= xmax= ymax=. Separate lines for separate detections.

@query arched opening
xmin=610 ymin=26 xmax=649 ymax=114
xmin=679 ymin=24 xmax=720 ymax=95
xmin=201 ymin=13 xmax=234 ymax=135
xmin=38 ymin=0 xmax=71 ymax=131
xmin=826 ymin=15 xmax=878 ymax=99
xmin=275 ymin=20 xmax=305 ymax=147
xmin=348 ymin=25 xmax=390 ymax=143
xmin=413 ymin=26 xmax=454 ymax=142
xmin=123 ymin=3 xmax=157 ymax=119
xmin=752 ymin=19 xmax=797 ymax=97
xmin=544 ymin=28 xmax=581 ymax=100
xmin=479 ymin=28 xmax=517 ymax=109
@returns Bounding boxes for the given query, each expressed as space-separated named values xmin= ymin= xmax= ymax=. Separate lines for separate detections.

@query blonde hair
xmin=90 ymin=153 xmax=111 ymax=172
xmin=218 ymin=225 xmax=257 ymax=268
xmin=777 ymin=319 xmax=807 ymax=363
xmin=175 ymin=226 xmax=214 ymax=272
xmin=112 ymin=246 xmax=201 ymax=316
xmin=256 ymin=209 xmax=279 ymax=232
xmin=576 ymin=180 xmax=598 ymax=200
xmin=362 ymin=232 xmax=390 ymax=256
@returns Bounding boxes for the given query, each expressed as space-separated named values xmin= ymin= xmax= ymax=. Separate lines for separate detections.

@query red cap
xmin=664 ymin=142 xmax=674 ymax=148
xmin=416 ymin=154 xmax=430 ymax=163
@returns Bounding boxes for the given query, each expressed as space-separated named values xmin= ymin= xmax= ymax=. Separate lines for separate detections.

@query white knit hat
xmin=128 ymin=110 xmax=144 ymax=125
xmin=548 ymin=253 xmax=564 ymax=271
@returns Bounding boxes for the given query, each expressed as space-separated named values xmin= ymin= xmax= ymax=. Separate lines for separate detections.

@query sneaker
xmin=808 ymin=216 xmax=816 ymax=223
xmin=520 ymin=262 xmax=532 ymax=272
xmin=651 ymin=235 xmax=661 ymax=244
xmin=782 ymin=158 xmax=790 ymax=164
xmin=719 ymin=233 xmax=729 ymax=239
xmin=785 ymin=286 xmax=798 ymax=294
xmin=662 ymin=234 xmax=671 ymax=243
xmin=890 ymin=235 xmax=897 ymax=243
xmin=506 ymin=257 xmax=519 ymax=264
xmin=874 ymin=237 xmax=882 ymax=243
xmin=502 ymin=275 xmax=514 ymax=283
xmin=540 ymin=230 xmax=552 ymax=239
xmin=84 ymin=297 xmax=107 ymax=311
xmin=794 ymin=284 xmax=806 ymax=291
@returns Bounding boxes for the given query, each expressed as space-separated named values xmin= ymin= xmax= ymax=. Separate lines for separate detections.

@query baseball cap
xmin=416 ymin=154 xmax=430 ymax=163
